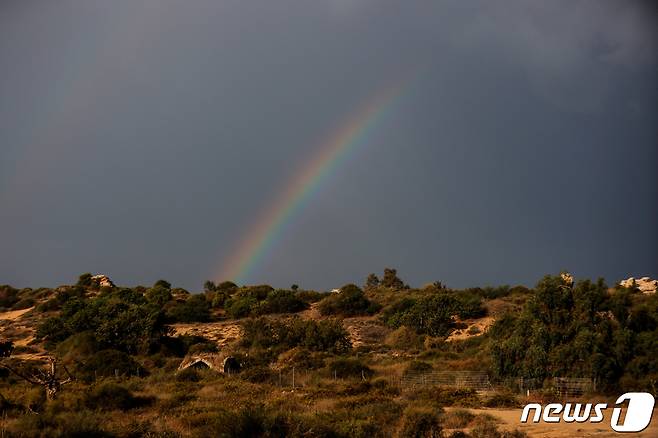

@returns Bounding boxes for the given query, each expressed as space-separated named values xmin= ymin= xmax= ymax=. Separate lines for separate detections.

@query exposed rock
xmin=560 ymin=272 xmax=574 ymax=287
xmin=91 ymin=274 xmax=115 ymax=288
xmin=620 ymin=277 xmax=657 ymax=294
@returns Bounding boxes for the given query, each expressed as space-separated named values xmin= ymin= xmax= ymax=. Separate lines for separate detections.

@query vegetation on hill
xmin=0 ymin=270 xmax=655 ymax=436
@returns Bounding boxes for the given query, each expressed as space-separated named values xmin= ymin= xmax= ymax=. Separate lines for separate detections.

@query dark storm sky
xmin=1 ymin=1 xmax=656 ymax=291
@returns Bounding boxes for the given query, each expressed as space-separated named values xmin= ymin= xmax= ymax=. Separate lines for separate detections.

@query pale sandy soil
xmin=298 ymin=301 xmax=321 ymax=320
xmin=450 ymin=407 xmax=658 ymax=438
xmin=446 ymin=316 xmax=495 ymax=342
xmin=0 ymin=307 xmax=34 ymax=320
xmin=170 ymin=322 xmax=242 ymax=347
xmin=0 ymin=306 xmax=46 ymax=361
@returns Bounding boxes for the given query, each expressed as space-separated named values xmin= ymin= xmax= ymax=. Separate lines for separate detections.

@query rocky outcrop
xmin=620 ymin=277 xmax=657 ymax=294
xmin=91 ymin=275 xmax=115 ymax=288
xmin=560 ymin=272 xmax=574 ymax=287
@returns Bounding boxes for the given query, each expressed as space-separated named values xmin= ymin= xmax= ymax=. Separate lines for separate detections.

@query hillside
xmin=0 ymin=271 xmax=656 ymax=437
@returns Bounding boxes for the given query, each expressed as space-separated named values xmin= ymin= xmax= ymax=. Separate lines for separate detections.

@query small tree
xmin=76 ymin=273 xmax=93 ymax=288
xmin=204 ymin=280 xmax=217 ymax=293
xmin=365 ymin=273 xmax=380 ymax=290
xmin=153 ymin=279 xmax=171 ymax=290
xmin=381 ymin=268 xmax=405 ymax=290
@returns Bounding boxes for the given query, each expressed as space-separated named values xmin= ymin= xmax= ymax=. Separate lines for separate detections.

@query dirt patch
xmin=343 ymin=317 xmax=390 ymax=348
xmin=170 ymin=322 xmax=242 ymax=347
xmin=446 ymin=316 xmax=494 ymax=342
xmin=451 ymin=407 xmax=658 ymax=437
xmin=0 ymin=307 xmax=34 ymax=321
xmin=298 ymin=302 xmax=321 ymax=320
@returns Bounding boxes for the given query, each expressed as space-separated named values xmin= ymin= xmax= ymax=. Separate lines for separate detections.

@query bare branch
xmin=1 ymin=363 xmax=42 ymax=386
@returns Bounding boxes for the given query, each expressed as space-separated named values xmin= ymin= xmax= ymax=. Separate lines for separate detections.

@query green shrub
xmin=404 ymin=360 xmax=433 ymax=376
xmin=0 ymin=285 xmax=20 ymax=309
xmin=484 ymin=392 xmax=519 ymax=408
xmin=233 ymin=285 xmax=274 ymax=301
xmin=384 ymin=295 xmax=456 ymax=337
xmin=84 ymin=382 xmax=151 ymax=411
xmin=442 ymin=409 xmax=475 ymax=429
xmin=241 ymin=317 xmax=351 ymax=354
xmin=37 ymin=287 xmax=85 ymax=312
xmin=12 ymin=411 xmax=112 ymax=438
xmin=255 ymin=289 xmax=308 ymax=315
xmin=12 ymin=297 xmax=35 ymax=310
xmin=36 ymin=317 xmax=71 ymax=345
xmin=409 ymin=387 xmax=481 ymax=408
xmin=167 ymin=294 xmax=210 ymax=322
xmin=193 ymin=405 xmax=288 ymax=438
xmin=296 ymin=290 xmax=325 ymax=303
xmin=175 ymin=368 xmax=201 ymax=382
xmin=225 ymin=296 xmax=257 ymax=319
xmin=56 ymin=331 xmax=99 ymax=360
xmin=319 ymin=284 xmax=380 ymax=316
xmin=240 ymin=366 xmax=276 ymax=384
xmin=187 ymin=342 xmax=218 ymax=355
xmin=325 ymin=358 xmax=374 ymax=379
xmin=77 ymin=349 xmax=146 ymax=381
xmin=146 ymin=286 xmax=173 ymax=306
xmin=399 ymin=409 xmax=443 ymax=438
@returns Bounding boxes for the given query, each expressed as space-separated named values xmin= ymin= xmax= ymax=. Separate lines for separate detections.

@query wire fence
xmin=234 ymin=368 xmax=597 ymax=397
xmin=400 ymin=370 xmax=492 ymax=391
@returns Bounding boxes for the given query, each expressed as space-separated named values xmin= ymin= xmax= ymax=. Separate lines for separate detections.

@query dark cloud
xmin=0 ymin=1 xmax=655 ymax=290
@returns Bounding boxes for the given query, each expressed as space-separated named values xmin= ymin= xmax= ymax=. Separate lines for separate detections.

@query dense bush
xmin=146 ymin=286 xmax=173 ymax=307
xmin=36 ymin=293 xmax=170 ymax=354
xmin=12 ymin=297 xmax=35 ymax=310
xmin=37 ymin=287 xmax=85 ymax=312
xmin=225 ymin=296 xmax=257 ymax=318
xmin=241 ymin=317 xmax=351 ymax=354
xmin=324 ymin=357 xmax=374 ymax=379
xmin=166 ymin=294 xmax=211 ymax=323
xmin=383 ymin=291 xmax=485 ymax=337
xmin=318 ymin=284 xmax=380 ymax=316
xmin=403 ymin=360 xmax=433 ymax=376
xmin=490 ymin=275 xmax=658 ymax=392
xmin=13 ymin=411 xmax=112 ymax=438
xmin=76 ymin=349 xmax=147 ymax=380
xmin=84 ymin=382 xmax=151 ymax=411
xmin=175 ymin=368 xmax=201 ymax=382
xmin=254 ymin=290 xmax=308 ymax=315
xmin=0 ymin=285 xmax=20 ymax=309
xmin=224 ymin=287 xmax=309 ymax=318
xmin=383 ymin=295 xmax=456 ymax=337
xmin=399 ymin=409 xmax=442 ymax=438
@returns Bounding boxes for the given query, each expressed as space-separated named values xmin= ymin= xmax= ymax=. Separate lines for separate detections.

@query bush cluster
xmin=318 ymin=284 xmax=380 ymax=317
xmin=241 ymin=317 xmax=351 ymax=354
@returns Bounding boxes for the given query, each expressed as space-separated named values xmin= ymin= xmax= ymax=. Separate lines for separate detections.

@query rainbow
xmin=216 ymin=80 xmax=412 ymax=284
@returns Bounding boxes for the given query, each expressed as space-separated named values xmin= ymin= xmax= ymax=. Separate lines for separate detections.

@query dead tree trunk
xmin=2 ymin=357 xmax=74 ymax=401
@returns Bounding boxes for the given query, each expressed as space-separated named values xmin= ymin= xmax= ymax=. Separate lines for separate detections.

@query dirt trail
xmin=455 ymin=407 xmax=658 ymax=437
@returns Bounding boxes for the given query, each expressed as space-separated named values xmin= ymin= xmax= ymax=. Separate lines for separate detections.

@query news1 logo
xmin=520 ymin=392 xmax=655 ymax=433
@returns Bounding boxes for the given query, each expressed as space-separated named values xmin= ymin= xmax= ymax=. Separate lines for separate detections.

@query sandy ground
xmin=446 ymin=316 xmax=495 ymax=342
xmin=454 ymin=407 xmax=658 ymax=438
xmin=0 ymin=307 xmax=34 ymax=320
xmin=170 ymin=322 xmax=242 ymax=347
